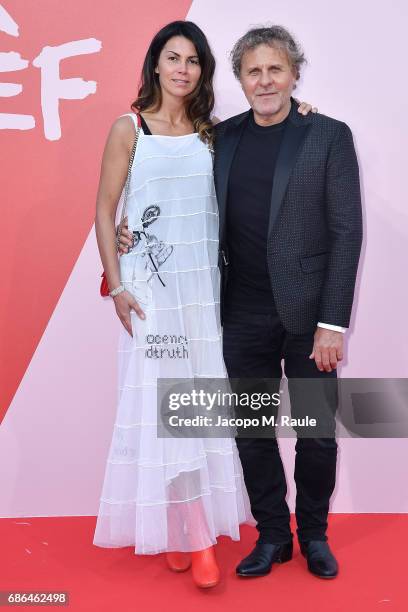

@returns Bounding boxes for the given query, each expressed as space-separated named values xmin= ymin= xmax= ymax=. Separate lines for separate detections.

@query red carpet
xmin=0 ymin=515 xmax=406 ymax=611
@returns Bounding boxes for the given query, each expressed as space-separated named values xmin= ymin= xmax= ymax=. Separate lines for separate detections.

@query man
xmin=118 ymin=25 xmax=362 ymax=580
xmin=214 ymin=25 xmax=362 ymax=579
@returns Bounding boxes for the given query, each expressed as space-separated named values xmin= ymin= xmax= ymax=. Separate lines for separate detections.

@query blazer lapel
xmin=268 ymin=105 xmax=311 ymax=240
xmin=215 ymin=112 xmax=248 ymax=243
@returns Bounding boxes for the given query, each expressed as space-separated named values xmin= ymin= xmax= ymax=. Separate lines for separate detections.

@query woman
xmin=94 ymin=20 xmax=314 ymax=588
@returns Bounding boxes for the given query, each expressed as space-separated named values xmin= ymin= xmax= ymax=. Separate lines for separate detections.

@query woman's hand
xmin=113 ymin=290 xmax=145 ymax=337
xmin=295 ymin=99 xmax=318 ymax=115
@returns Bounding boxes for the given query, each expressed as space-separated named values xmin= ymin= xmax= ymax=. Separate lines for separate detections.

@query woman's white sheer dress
xmin=93 ymin=115 xmax=252 ymax=554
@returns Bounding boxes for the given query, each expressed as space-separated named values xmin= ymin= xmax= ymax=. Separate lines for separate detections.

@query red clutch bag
xmin=99 ymin=112 xmax=141 ymax=297
xmin=100 ymin=270 xmax=110 ymax=297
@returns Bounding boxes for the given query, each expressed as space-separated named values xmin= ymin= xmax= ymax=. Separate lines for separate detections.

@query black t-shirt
xmin=225 ymin=110 xmax=288 ymax=313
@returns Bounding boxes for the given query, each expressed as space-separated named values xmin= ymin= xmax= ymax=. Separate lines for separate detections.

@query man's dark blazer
xmin=213 ymin=100 xmax=363 ymax=335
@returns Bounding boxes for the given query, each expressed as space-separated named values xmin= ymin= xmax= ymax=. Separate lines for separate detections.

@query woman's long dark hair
xmin=131 ymin=21 xmax=215 ymax=143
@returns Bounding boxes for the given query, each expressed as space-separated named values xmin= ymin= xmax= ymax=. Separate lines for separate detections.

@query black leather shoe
xmin=236 ymin=540 xmax=293 ymax=577
xmin=300 ymin=540 xmax=338 ymax=579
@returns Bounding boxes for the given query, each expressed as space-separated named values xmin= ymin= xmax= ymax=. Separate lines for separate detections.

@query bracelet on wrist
xmin=109 ymin=284 xmax=125 ymax=297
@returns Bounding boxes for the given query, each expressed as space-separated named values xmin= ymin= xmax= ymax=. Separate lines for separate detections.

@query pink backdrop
xmin=1 ymin=0 xmax=407 ymax=517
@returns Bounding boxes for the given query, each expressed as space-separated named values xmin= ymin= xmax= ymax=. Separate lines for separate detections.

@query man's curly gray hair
xmin=230 ymin=25 xmax=306 ymax=80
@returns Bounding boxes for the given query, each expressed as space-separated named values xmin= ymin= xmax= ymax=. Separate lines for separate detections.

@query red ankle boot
xmin=191 ymin=546 xmax=220 ymax=588
xmin=166 ymin=551 xmax=191 ymax=572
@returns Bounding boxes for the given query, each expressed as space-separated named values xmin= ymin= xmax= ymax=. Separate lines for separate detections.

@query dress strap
xmin=120 ymin=112 xmax=142 ymax=132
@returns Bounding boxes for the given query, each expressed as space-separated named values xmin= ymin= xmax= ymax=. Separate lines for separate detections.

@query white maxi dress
xmin=93 ymin=114 xmax=251 ymax=554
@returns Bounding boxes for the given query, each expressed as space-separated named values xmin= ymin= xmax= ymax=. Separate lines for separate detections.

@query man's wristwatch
xmin=109 ymin=284 xmax=125 ymax=297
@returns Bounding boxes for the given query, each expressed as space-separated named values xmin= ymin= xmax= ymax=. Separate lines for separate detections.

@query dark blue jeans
xmin=222 ymin=308 xmax=338 ymax=544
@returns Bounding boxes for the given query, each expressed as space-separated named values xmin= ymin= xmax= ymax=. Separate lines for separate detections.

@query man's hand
xmin=309 ymin=327 xmax=344 ymax=372
xmin=117 ymin=217 xmax=133 ymax=254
